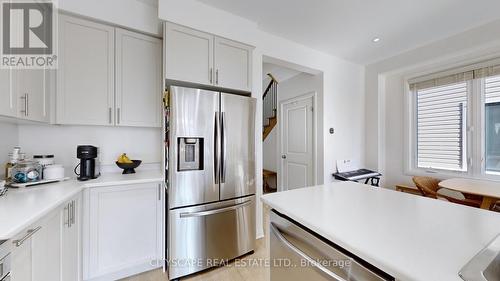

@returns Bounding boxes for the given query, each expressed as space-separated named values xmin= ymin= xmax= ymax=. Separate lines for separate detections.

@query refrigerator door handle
xmin=214 ymin=112 xmax=220 ymax=184
xmin=179 ymin=199 xmax=252 ymax=218
xmin=270 ymin=223 xmax=347 ymax=281
xmin=221 ymin=112 xmax=227 ymax=183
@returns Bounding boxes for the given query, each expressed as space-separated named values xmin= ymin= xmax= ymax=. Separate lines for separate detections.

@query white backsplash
xmin=0 ymin=122 xmax=19 ymax=178
xmin=16 ymin=124 xmax=163 ymax=177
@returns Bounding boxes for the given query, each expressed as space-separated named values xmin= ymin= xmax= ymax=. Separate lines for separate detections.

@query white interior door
xmin=280 ymin=95 xmax=314 ymax=190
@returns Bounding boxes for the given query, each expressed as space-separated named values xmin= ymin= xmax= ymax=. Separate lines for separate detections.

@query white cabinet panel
xmin=62 ymin=198 xmax=80 ymax=281
xmin=115 ymin=28 xmax=162 ymax=127
xmin=0 ymin=69 xmax=15 ymax=117
xmin=86 ymin=183 xmax=162 ymax=280
xmin=57 ymin=15 xmax=115 ymax=125
xmin=11 ymin=235 xmax=32 ymax=281
xmin=31 ymin=210 xmax=61 ymax=281
xmin=165 ymin=23 xmax=214 ymax=85
xmin=13 ymin=70 xmax=50 ymax=122
xmin=215 ymin=37 xmax=252 ymax=92
xmin=10 ymin=195 xmax=81 ymax=281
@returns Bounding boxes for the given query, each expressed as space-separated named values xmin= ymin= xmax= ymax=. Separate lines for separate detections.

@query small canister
xmin=34 ymin=155 xmax=55 ymax=179
xmin=43 ymin=165 xmax=65 ymax=180
xmin=34 ymin=154 xmax=55 ymax=167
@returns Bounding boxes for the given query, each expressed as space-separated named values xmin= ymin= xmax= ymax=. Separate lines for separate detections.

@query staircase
xmin=263 ymin=73 xmax=278 ymax=140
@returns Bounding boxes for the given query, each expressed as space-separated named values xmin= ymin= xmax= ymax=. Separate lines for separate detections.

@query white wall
xmin=59 ymin=0 xmax=161 ymax=35
xmin=17 ymin=124 xmax=162 ymax=176
xmin=159 ymin=0 xmax=366 ymax=239
xmin=365 ymin=19 xmax=500 ymax=188
xmin=0 ymin=122 xmax=19 ymax=179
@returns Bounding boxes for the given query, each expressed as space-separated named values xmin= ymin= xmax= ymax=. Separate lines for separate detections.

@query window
xmin=484 ymin=75 xmax=500 ymax=174
xmin=408 ymin=63 xmax=500 ymax=179
xmin=416 ymin=82 xmax=468 ymax=171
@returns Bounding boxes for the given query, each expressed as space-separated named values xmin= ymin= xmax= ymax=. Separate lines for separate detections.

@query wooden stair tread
xmin=263 ymin=116 xmax=277 ymax=141
xmin=263 ymin=169 xmax=277 ymax=177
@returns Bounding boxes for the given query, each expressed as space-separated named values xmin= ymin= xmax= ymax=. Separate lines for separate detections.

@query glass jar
xmin=11 ymin=160 xmax=43 ymax=183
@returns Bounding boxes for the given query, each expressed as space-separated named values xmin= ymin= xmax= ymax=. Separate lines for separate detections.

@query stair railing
xmin=263 ymin=73 xmax=278 ymax=127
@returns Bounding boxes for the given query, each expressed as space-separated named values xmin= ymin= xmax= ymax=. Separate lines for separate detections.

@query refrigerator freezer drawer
xmin=270 ymin=211 xmax=394 ymax=281
xmin=168 ymin=196 xmax=256 ymax=280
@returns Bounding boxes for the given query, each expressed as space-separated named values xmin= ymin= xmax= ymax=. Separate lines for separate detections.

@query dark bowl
xmin=115 ymin=160 xmax=142 ymax=174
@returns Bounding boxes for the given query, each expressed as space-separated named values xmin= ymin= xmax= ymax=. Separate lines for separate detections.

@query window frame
xmin=406 ymin=76 xmax=500 ymax=180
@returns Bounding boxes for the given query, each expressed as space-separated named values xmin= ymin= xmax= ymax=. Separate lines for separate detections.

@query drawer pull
xmin=13 ymin=226 xmax=42 ymax=247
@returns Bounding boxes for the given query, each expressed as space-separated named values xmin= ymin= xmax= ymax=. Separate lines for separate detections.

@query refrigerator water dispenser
xmin=178 ymin=138 xmax=203 ymax=171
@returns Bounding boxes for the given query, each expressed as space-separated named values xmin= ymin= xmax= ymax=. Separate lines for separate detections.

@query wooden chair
xmin=493 ymin=201 xmax=500 ymax=212
xmin=412 ymin=176 xmax=482 ymax=208
xmin=395 ymin=184 xmax=424 ymax=196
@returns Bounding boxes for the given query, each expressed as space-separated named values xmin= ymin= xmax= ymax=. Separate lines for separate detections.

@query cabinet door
xmin=0 ymin=69 xmax=16 ymax=117
xmin=165 ymin=23 xmax=214 ymax=85
xmin=57 ymin=15 xmax=115 ymax=125
xmin=62 ymin=198 xmax=80 ymax=281
xmin=32 ymin=209 xmax=62 ymax=281
xmin=115 ymin=28 xmax=162 ymax=127
xmin=87 ymin=183 xmax=162 ymax=280
xmin=11 ymin=235 xmax=32 ymax=281
xmin=214 ymin=37 xmax=253 ymax=92
xmin=13 ymin=70 xmax=50 ymax=122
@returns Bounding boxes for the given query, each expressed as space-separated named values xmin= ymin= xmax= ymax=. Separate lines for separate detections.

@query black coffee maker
xmin=75 ymin=145 xmax=100 ymax=181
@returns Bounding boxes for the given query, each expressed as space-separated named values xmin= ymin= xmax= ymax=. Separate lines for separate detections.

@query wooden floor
xmin=122 ymin=208 xmax=270 ymax=281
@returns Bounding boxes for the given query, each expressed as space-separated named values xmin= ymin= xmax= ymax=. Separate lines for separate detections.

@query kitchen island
xmin=261 ymin=181 xmax=500 ymax=281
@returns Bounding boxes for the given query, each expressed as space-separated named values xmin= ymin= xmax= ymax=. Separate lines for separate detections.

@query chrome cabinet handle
xmin=209 ymin=68 xmax=213 ymax=84
xmin=70 ymin=200 xmax=75 ymax=226
xmin=158 ymin=184 xmax=161 ymax=201
xmin=215 ymin=69 xmax=219 ymax=85
xmin=108 ymin=108 xmax=112 ymax=124
xmin=25 ymin=93 xmax=29 ymax=116
xmin=270 ymin=223 xmax=346 ymax=281
xmin=13 ymin=226 xmax=42 ymax=247
xmin=180 ymin=200 xmax=251 ymax=218
xmin=64 ymin=204 xmax=70 ymax=226
xmin=281 ymin=155 xmax=287 ymax=159
xmin=20 ymin=93 xmax=28 ymax=116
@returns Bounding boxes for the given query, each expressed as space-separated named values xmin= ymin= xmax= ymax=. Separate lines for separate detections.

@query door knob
xmin=281 ymin=155 xmax=287 ymax=159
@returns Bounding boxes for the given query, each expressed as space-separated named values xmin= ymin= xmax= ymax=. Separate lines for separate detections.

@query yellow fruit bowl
xmin=115 ymin=160 xmax=142 ymax=174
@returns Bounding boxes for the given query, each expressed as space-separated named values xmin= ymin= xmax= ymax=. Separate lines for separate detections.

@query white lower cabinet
xmin=84 ymin=182 xmax=164 ymax=281
xmin=10 ymin=194 xmax=81 ymax=281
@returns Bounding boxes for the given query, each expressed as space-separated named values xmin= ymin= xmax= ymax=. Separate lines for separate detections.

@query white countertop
xmin=0 ymin=170 xmax=163 ymax=240
xmin=261 ymin=181 xmax=500 ymax=281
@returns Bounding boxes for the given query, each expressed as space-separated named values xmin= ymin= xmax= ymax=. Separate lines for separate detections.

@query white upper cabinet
xmin=14 ymin=70 xmax=50 ymax=122
xmin=165 ymin=22 xmax=253 ymax=92
xmin=165 ymin=23 xmax=214 ymax=85
xmin=214 ymin=37 xmax=252 ymax=92
xmin=0 ymin=69 xmax=49 ymax=122
xmin=115 ymin=28 xmax=162 ymax=127
xmin=0 ymin=69 xmax=15 ymax=117
xmin=57 ymin=15 xmax=115 ymax=126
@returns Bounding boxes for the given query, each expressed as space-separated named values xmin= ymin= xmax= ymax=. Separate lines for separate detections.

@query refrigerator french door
xmin=167 ymin=86 xmax=256 ymax=280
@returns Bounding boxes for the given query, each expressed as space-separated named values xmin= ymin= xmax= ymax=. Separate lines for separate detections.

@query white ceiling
xmin=196 ymin=0 xmax=500 ymax=65
xmin=262 ymin=62 xmax=302 ymax=83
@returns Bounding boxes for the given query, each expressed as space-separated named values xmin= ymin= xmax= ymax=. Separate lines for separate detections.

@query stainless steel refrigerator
xmin=167 ymin=86 xmax=256 ymax=280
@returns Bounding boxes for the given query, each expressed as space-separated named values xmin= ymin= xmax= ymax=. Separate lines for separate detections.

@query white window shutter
xmin=416 ymin=82 xmax=467 ymax=171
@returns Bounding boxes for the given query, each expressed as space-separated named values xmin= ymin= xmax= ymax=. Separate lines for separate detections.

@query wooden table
xmin=439 ymin=178 xmax=500 ymax=209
